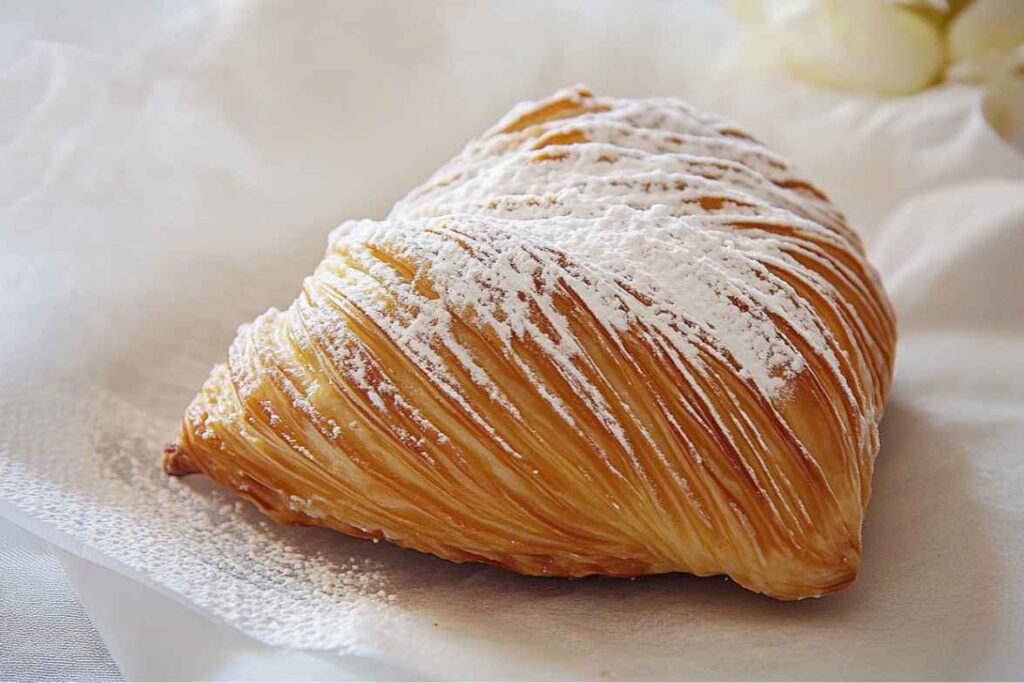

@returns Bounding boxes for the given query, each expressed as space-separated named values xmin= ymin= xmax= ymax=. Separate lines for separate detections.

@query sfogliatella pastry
xmin=165 ymin=86 xmax=896 ymax=600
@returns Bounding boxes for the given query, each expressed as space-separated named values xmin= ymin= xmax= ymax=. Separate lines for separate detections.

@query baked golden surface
xmin=166 ymin=87 xmax=895 ymax=600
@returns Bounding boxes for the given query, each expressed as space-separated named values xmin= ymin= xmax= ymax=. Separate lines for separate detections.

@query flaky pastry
xmin=165 ymin=87 xmax=896 ymax=600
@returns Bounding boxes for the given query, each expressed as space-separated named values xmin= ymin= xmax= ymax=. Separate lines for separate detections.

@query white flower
xmin=735 ymin=0 xmax=946 ymax=94
xmin=946 ymin=0 xmax=1024 ymax=82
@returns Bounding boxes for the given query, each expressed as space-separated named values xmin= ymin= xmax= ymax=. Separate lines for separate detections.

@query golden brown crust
xmin=166 ymin=87 xmax=895 ymax=600
xmin=162 ymin=443 xmax=198 ymax=476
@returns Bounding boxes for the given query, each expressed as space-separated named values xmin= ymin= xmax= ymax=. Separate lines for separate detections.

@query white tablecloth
xmin=2 ymin=1 xmax=1023 ymax=680
xmin=0 ymin=518 xmax=121 ymax=681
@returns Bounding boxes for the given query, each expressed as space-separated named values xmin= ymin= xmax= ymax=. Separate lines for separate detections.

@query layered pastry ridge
xmin=166 ymin=87 xmax=896 ymax=600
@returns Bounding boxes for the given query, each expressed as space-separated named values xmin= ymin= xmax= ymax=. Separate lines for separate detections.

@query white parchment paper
xmin=2 ymin=2 xmax=1023 ymax=679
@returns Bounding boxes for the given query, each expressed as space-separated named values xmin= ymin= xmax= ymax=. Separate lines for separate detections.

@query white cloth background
xmin=1 ymin=1 xmax=1023 ymax=680
xmin=0 ymin=517 xmax=121 ymax=681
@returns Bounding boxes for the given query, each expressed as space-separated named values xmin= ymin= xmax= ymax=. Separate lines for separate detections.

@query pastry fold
xmin=166 ymin=87 xmax=896 ymax=600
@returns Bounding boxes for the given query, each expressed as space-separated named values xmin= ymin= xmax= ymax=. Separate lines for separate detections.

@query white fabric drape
xmin=1 ymin=1 xmax=1022 ymax=679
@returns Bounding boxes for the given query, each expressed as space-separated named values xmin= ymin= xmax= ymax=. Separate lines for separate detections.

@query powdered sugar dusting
xmin=298 ymin=88 xmax=857 ymax=444
xmin=168 ymin=87 xmax=893 ymax=600
xmin=0 ymin=385 xmax=399 ymax=651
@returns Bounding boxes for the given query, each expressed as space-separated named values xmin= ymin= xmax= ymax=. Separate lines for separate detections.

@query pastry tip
xmin=163 ymin=442 xmax=199 ymax=476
